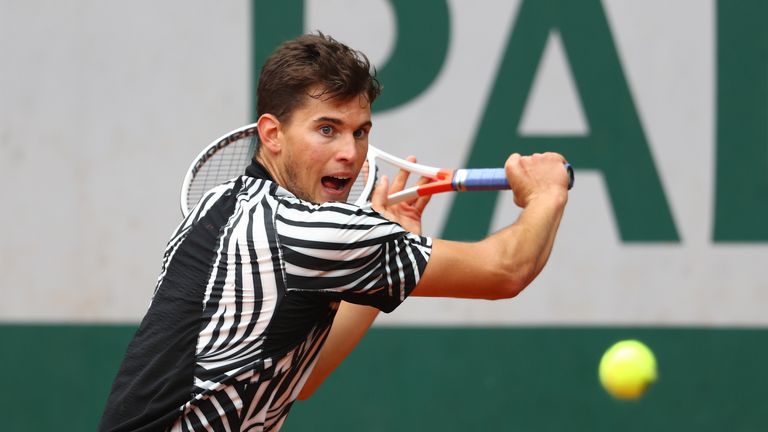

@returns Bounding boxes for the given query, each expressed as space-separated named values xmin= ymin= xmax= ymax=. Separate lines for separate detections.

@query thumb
xmin=370 ymin=175 xmax=389 ymax=212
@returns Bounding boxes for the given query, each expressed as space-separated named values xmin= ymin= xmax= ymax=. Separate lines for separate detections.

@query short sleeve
xmin=275 ymin=199 xmax=432 ymax=313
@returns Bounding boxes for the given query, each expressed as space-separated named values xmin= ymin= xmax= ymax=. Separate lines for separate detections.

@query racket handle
xmin=454 ymin=164 xmax=575 ymax=191
xmin=453 ymin=169 xmax=509 ymax=191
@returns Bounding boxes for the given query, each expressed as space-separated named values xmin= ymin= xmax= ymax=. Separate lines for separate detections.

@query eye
xmin=353 ymin=128 xmax=368 ymax=139
xmin=319 ymin=125 xmax=333 ymax=136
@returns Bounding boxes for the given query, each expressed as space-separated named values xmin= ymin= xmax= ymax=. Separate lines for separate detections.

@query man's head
xmin=255 ymin=33 xmax=382 ymax=204
xmin=256 ymin=33 xmax=381 ymax=125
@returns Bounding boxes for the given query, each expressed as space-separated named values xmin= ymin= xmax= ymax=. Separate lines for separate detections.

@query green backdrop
xmin=2 ymin=325 xmax=766 ymax=431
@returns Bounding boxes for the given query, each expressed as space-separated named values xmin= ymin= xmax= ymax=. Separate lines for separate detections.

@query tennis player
xmin=99 ymin=33 xmax=570 ymax=432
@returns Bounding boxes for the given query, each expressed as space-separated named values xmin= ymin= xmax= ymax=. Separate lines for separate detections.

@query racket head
xmin=180 ymin=123 xmax=260 ymax=216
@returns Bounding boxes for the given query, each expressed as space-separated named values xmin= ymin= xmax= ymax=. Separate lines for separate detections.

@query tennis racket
xmin=180 ymin=122 xmax=574 ymax=217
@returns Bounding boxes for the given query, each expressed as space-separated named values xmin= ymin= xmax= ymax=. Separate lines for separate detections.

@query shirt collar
xmin=245 ymin=158 xmax=297 ymax=199
xmin=245 ymin=158 xmax=275 ymax=182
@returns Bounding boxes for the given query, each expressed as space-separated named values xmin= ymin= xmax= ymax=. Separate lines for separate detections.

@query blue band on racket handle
xmin=453 ymin=169 xmax=509 ymax=191
xmin=454 ymin=164 xmax=575 ymax=191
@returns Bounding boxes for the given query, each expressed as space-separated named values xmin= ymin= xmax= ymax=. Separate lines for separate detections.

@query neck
xmin=255 ymin=152 xmax=287 ymax=188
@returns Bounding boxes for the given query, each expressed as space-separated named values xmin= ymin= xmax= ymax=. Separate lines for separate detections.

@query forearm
xmin=489 ymin=189 xmax=568 ymax=293
xmin=413 ymin=189 xmax=567 ymax=299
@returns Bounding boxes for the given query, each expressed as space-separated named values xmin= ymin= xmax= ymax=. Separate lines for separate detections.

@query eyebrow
xmin=315 ymin=116 xmax=372 ymax=129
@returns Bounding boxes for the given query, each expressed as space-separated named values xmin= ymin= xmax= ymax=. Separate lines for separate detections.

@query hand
xmin=370 ymin=156 xmax=432 ymax=235
xmin=505 ymin=152 xmax=570 ymax=208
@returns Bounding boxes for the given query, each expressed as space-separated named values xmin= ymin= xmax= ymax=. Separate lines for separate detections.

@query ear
xmin=257 ymin=113 xmax=282 ymax=155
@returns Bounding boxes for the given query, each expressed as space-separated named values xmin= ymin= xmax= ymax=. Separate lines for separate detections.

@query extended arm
xmin=412 ymin=152 xmax=569 ymax=299
xmin=413 ymin=187 xmax=566 ymax=298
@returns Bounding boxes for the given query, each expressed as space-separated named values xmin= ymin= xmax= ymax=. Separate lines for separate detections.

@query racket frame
xmin=180 ymin=124 xmax=259 ymax=217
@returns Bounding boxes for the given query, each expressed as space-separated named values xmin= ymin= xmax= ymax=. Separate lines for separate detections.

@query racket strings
xmin=186 ymin=136 xmax=255 ymax=211
xmin=349 ymin=158 xmax=375 ymax=205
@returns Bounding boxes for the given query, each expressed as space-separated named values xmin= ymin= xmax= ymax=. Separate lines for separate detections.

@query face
xmin=272 ymin=92 xmax=372 ymax=203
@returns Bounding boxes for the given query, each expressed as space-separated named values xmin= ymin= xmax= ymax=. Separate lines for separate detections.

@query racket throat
xmin=388 ymin=181 xmax=453 ymax=205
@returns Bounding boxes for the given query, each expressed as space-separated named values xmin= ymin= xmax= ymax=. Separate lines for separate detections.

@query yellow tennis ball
xmin=599 ymin=339 xmax=657 ymax=400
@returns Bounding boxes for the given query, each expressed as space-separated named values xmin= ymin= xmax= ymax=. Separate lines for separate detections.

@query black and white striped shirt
xmin=99 ymin=161 xmax=432 ymax=432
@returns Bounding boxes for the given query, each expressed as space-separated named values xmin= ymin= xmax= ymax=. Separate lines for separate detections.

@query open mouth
xmin=321 ymin=176 xmax=351 ymax=191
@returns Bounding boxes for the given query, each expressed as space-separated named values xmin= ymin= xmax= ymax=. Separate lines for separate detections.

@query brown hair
xmin=256 ymin=33 xmax=382 ymax=124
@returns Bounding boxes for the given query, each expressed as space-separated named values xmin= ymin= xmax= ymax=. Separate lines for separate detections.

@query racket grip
xmin=454 ymin=164 xmax=575 ymax=191
xmin=453 ymin=169 xmax=510 ymax=191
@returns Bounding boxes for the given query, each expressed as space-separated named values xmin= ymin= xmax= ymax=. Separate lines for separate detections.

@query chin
xmin=318 ymin=192 xmax=350 ymax=204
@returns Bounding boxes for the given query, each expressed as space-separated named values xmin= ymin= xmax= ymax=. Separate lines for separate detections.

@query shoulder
xmin=273 ymin=197 xmax=416 ymax=247
xmin=275 ymin=197 xmax=389 ymax=227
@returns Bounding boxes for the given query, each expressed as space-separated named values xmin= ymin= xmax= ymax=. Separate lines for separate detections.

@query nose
xmin=335 ymin=134 xmax=358 ymax=163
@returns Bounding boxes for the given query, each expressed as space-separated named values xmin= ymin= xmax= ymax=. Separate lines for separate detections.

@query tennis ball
xmin=599 ymin=339 xmax=657 ymax=400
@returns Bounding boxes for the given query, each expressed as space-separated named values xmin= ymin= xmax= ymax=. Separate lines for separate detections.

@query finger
xmin=411 ymin=191 xmax=432 ymax=214
xmin=504 ymin=153 xmax=522 ymax=185
xmin=397 ymin=202 xmax=424 ymax=223
xmin=370 ymin=175 xmax=389 ymax=213
xmin=414 ymin=175 xmax=432 ymax=186
xmin=399 ymin=173 xmax=432 ymax=205
xmin=390 ymin=156 xmax=416 ymax=193
xmin=395 ymin=175 xmax=428 ymax=206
